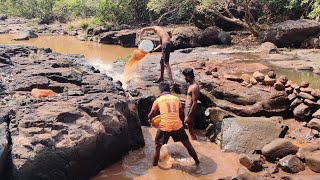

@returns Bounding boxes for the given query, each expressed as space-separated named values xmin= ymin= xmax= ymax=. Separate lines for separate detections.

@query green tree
xmin=197 ymin=0 xmax=263 ymax=36
xmin=147 ymin=0 xmax=198 ymax=24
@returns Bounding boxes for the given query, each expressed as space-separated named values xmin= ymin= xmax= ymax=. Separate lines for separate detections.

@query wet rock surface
xmin=0 ymin=45 xmax=145 ymax=179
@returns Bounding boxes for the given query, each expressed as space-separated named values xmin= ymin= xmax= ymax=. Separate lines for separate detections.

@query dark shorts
xmin=161 ymin=42 xmax=174 ymax=64
xmin=155 ymin=127 xmax=189 ymax=145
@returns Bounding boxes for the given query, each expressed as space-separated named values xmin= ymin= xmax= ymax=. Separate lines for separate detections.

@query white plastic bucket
xmin=138 ymin=40 xmax=154 ymax=53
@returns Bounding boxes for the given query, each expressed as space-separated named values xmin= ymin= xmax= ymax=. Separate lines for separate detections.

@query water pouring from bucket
xmin=123 ymin=40 xmax=154 ymax=74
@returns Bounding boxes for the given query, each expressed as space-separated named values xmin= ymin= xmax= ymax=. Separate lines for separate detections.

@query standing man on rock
xmin=137 ymin=26 xmax=174 ymax=86
xmin=182 ymin=68 xmax=199 ymax=140
xmin=148 ymin=81 xmax=200 ymax=166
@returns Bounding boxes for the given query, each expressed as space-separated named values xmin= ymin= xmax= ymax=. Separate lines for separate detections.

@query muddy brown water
xmin=0 ymin=34 xmax=136 ymax=64
xmin=92 ymin=127 xmax=241 ymax=180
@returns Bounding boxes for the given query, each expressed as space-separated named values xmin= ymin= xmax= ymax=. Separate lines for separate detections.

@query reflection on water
xmin=92 ymin=127 xmax=241 ymax=180
xmin=265 ymin=68 xmax=320 ymax=89
xmin=0 ymin=34 xmax=136 ymax=64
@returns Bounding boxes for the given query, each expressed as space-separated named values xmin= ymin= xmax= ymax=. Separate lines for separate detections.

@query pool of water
xmin=0 ymin=34 xmax=136 ymax=64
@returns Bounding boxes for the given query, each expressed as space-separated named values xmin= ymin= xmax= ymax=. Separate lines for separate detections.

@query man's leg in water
xmin=185 ymin=108 xmax=197 ymax=140
xmin=164 ymin=62 xmax=174 ymax=86
xmin=182 ymin=140 xmax=200 ymax=165
xmin=153 ymin=143 xmax=162 ymax=166
xmin=188 ymin=120 xmax=197 ymax=140
xmin=154 ymin=59 xmax=164 ymax=83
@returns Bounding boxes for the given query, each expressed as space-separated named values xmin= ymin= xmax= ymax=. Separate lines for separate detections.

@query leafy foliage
xmin=0 ymin=0 xmax=319 ymax=26
xmin=147 ymin=0 xmax=198 ymax=23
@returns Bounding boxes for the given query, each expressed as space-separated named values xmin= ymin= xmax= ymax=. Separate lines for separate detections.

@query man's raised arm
xmin=137 ymin=26 xmax=156 ymax=44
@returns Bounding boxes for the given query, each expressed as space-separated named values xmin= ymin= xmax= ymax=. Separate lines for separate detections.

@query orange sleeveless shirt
xmin=151 ymin=94 xmax=183 ymax=132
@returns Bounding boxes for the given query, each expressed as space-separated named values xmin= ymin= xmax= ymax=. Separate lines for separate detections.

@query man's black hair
xmin=158 ymin=81 xmax=170 ymax=93
xmin=182 ymin=68 xmax=195 ymax=77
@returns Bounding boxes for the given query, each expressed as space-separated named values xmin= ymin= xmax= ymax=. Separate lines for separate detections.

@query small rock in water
xmin=262 ymin=75 xmax=276 ymax=86
xmin=285 ymin=80 xmax=292 ymax=87
xmin=241 ymin=74 xmax=251 ymax=83
xmin=299 ymin=81 xmax=310 ymax=88
xmin=274 ymin=83 xmax=285 ymax=91
xmin=279 ymin=75 xmax=288 ymax=85
xmin=252 ymin=71 xmax=264 ymax=82
xmin=249 ymin=77 xmax=257 ymax=85
xmin=268 ymin=71 xmax=276 ymax=79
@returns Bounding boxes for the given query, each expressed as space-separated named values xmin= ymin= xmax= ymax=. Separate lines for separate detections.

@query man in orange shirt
xmin=148 ymin=81 xmax=200 ymax=166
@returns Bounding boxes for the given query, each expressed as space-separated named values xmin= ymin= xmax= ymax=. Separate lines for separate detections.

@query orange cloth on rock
xmin=151 ymin=94 xmax=183 ymax=132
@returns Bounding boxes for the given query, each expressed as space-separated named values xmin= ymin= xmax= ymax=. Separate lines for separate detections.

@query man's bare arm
xmin=148 ymin=108 xmax=158 ymax=122
xmin=137 ymin=27 xmax=156 ymax=44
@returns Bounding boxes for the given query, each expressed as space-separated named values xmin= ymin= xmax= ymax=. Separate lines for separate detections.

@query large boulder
xmin=220 ymin=117 xmax=287 ymax=153
xmin=262 ymin=139 xmax=299 ymax=163
xmin=97 ymin=31 xmax=118 ymax=44
xmin=171 ymin=26 xmax=202 ymax=49
xmin=263 ymin=19 xmax=320 ymax=47
xmin=1 ymin=45 xmax=145 ymax=179
xmin=171 ymin=26 xmax=231 ymax=49
xmin=115 ymin=30 xmax=137 ymax=47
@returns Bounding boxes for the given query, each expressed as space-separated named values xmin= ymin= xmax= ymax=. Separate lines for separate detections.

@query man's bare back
xmin=152 ymin=26 xmax=171 ymax=44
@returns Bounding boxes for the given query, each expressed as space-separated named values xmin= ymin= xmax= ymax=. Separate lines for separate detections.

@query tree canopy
xmin=0 ymin=0 xmax=319 ymax=33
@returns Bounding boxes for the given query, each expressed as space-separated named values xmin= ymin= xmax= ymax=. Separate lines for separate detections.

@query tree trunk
xmin=206 ymin=9 xmax=261 ymax=37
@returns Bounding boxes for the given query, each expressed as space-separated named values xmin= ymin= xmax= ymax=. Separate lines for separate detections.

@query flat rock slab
xmin=220 ymin=117 xmax=286 ymax=153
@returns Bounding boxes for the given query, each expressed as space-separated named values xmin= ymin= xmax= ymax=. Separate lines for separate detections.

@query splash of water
xmin=120 ymin=49 xmax=149 ymax=88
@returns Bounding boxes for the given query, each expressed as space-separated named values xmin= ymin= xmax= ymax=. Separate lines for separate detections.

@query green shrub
xmin=79 ymin=21 xmax=89 ymax=30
